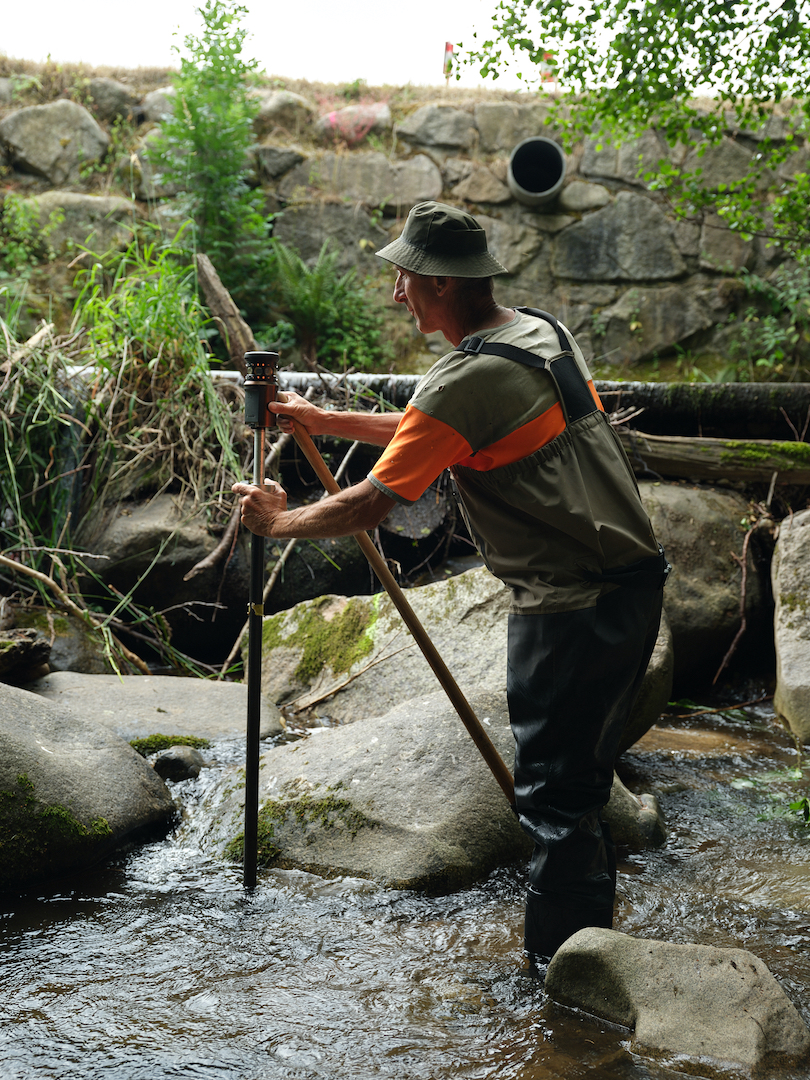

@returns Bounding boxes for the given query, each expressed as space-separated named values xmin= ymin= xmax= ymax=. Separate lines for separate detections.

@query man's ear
xmin=433 ymin=276 xmax=451 ymax=296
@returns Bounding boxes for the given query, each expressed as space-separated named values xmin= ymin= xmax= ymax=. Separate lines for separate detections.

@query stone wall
xmin=0 ymin=75 xmax=804 ymax=371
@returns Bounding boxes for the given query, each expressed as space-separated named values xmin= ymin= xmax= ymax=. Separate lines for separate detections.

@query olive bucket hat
xmin=376 ymin=201 xmax=509 ymax=277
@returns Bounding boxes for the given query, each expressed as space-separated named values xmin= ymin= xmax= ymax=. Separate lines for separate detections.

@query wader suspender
xmin=458 ymin=307 xmax=597 ymax=427
xmin=458 ymin=308 xmax=671 ymax=591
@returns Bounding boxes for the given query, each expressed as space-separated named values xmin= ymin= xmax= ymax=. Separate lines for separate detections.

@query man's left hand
xmin=232 ymin=479 xmax=287 ymax=537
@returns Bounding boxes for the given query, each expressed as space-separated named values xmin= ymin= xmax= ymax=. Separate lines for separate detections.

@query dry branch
xmin=196 ymin=253 xmax=256 ymax=374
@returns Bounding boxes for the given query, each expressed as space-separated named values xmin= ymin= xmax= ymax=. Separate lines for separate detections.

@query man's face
xmin=393 ymin=268 xmax=445 ymax=336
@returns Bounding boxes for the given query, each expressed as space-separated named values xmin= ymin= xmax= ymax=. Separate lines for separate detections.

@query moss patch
xmin=262 ymin=597 xmax=375 ymax=683
xmin=130 ymin=734 xmax=211 ymax=757
xmin=0 ymin=773 xmax=112 ymax=887
xmin=720 ymin=440 xmax=810 ymax=468
xmin=224 ymin=780 xmax=374 ymax=867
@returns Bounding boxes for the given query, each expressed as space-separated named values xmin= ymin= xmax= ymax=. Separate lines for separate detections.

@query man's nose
xmin=393 ymin=273 xmax=406 ymax=303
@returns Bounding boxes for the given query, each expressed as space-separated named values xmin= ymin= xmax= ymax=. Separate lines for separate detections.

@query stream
xmin=2 ymin=695 xmax=810 ymax=1080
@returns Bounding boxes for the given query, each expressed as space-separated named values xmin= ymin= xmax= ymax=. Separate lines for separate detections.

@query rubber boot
xmin=523 ymin=886 xmax=613 ymax=967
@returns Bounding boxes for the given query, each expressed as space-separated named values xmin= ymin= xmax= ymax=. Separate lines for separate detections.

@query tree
xmin=465 ymin=1 xmax=810 ymax=259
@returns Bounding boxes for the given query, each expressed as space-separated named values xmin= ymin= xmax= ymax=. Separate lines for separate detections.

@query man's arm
xmin=269 ymin=391 xmax=400 ymax=447
xmin=233 ymin=477 xmax=395 ymax=539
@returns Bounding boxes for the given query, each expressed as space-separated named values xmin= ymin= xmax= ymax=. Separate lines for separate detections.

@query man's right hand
xmin=268 ymin=391 xmax=325 ymax=436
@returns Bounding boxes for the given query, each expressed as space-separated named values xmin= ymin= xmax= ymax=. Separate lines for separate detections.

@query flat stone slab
xmin=26 ymin=671 xmax=283 ymax=742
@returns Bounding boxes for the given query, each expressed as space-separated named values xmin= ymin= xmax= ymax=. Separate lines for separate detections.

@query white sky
xmin=0 ymin=0 xmax=528 ymax=90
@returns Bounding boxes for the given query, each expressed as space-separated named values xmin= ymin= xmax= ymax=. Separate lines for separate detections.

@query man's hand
xmin=268 ymin=391 xmax=324 ymax=436
xmin=232 ymin=479 xmax=287 ymax=537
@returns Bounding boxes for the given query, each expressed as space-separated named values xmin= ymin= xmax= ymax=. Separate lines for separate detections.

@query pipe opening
xmin=508 ymin=137 xmax=566 ymax=207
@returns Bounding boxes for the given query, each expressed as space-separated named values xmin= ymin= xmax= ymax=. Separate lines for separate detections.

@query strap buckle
xmin=460 ymin=335 xmax=485 ymax=354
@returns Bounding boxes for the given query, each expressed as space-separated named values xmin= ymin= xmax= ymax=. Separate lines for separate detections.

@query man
xmin=234 ymin=201 xmax=667 ymax=972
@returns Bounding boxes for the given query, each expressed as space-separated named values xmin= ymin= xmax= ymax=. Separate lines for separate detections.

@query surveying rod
xmin=241 ymin=351 xmax=278 ymax=889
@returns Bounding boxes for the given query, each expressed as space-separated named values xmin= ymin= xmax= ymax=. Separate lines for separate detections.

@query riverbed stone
xmin=152 ymin=744 xmax=206 ymax=781
xmin=605 ymin=774 xmax=666 ymax=848
xmin=772 ymin=509 xmax=810 ymax=743
xmin=256 ymin=563 xmax=673 ymax=752
xmin=545 ymin=928 xmax=810 ymax=1073
xmin=553 ymin=191 xmax=686 ymax=281
xmin=0 ymin=100 xmax=109 ymax=185
xmin=21 ymin=191 xmax=136 ymax=255
xmin=27 ymin=670 xmax=283 ymax=741
xmin=277 ymin=150 xmax=442 ymax=214
xmin=14 ymin=608 xmax=117 ymax=674
xmin=639 ymin=481 xmax=767 ymax=683
xmin=0 ymin=680 xmax=174 ymax=890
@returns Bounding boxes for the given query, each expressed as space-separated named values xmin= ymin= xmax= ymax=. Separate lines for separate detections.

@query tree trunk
xmin=195 ymin=253 xmax=256 ymax=374
xmin=616 ymin=428 xmax=810 ymax=484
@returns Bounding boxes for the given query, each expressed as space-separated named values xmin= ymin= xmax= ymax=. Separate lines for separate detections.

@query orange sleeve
xmin=369 ymin=405 xmax=472 ymax=504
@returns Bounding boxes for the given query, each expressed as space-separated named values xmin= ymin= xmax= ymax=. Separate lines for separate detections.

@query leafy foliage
xmin=464 ymin=0 xmax=810 ymax=260
xmin=150 ymin=0 xmax=274 ymax=320
xmin=269 ymin=239 xmax=393 ymax=371
xmin=726 ymin=263 xmax=810 ymax=381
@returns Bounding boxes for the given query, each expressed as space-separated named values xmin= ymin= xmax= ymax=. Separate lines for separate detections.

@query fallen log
xmin=617 ymin=428 xmax=810 ymax=484
xmin=196 ymin=253 xmax=256 ymax=374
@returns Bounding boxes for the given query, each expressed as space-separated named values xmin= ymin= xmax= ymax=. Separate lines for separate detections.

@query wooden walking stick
xmin=291 ymin=422 xmax=516 ymax=808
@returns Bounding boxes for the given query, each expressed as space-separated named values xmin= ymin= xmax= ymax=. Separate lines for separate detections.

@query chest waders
xmin=459 ymin=309 xmax=670 ymax=969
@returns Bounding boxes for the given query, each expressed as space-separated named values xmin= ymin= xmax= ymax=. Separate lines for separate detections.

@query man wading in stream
xmin=234 ymin=201 xmax=669 ymax=974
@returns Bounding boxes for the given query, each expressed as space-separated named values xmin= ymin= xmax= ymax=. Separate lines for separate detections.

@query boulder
xmin=603 ymin=774 xmax=666 ymax=848
xmin=597 ymin=281 xmax=715 ymax=364
xmin=256 ymin=564 xmax=673 ymax=752
xmin=316 ymin=102 xmax=392 ymax=146
xmin=473 ymin=101 xmax=555 ymax=154
xmin=553 ymin=191 xmax=686 ymax=281
xmin=0 ymin=628 xmax=50 ymax=684
xmin=453 ymin=165 xmax=511 ymax=205
xmin=0 ymin=100 xmax=109 ymax=185
xmin=277 ymin=150 xmax=442 ymax=215
xmin=0 ymin=680 xmax=174 ymax=890
xmin=395 ymin=105 xmax=477 ymax=153
xmin=252 ymin=142 xmax=304 ymax=180
xmin=0 ymin=77 xmax=13 ymax=105
xmin=546 ymin=928 xmax=810 ymax=1073
xmin=14 ymin=607 xmax=116 ymax=674
xmin=209 ymin=689 xmax=530 ymax=890
xmin=700 ymin=212 xmax=755 ymax=272
xmin=639 ymin=482 xmax=767 ymax=683
xmin=558 ymin=180 xmax=611 ymax=212
xmin=580 ymin=129 xmax=669 ymax=184
xmin=141 ymin=86 xmax=176 ymax=123
xmin=87 ymin=77 xmax=139 ymax=122
xmin=475 ymin=213 xmax=544 ymax=277
xmin=21 ymin=191 xmax=136 ymax=255
xmin=253 ymin=90 xmax=316 ymax=138
xmin=152 ymin=745 xmax=205 ymax=781
xmin=27 ymin=670 xmax=283 ymax=742
xmin=271 ymin=200 xmax=387 ymax=273
xmin=128 ymin=126 xmax=185 ymax=200
xmin=682 ymin=135 xmax=755 ymax=189
xmin=772 ymin=508 xmax=810 ymax=743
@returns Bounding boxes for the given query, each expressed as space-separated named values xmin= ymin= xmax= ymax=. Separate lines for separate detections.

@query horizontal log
xmin=616 ymin=428 xmax=810 ymax=484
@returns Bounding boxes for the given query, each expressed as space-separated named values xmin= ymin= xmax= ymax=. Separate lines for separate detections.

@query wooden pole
xmin=292 ymin=423 xmax=516 ymax=808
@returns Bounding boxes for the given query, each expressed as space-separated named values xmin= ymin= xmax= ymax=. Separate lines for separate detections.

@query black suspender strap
xmin=458 ymin=307 xmax=598 ymax=425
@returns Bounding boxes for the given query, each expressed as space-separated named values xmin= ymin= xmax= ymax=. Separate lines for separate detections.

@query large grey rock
xmin=277 ymin=150 xmax=442 ymax=214
xmin=0 ymin=100 xmax=109 ymax=185
xmin=257 ymin=564 xmax=672 ymax=751
xmin=21 ymin=191 xmax=136 ymax=255
xmin=553 ymin=191 xmax=686 ymax=281
xmin=128 ymin=126 xmax=185 ymax=200
xmin=772 ymin=509 xmax=810 ymax=743
xmin=546 ymin=928 xmax=810 ymax=1073
xmin=271 ymin=200 xmax=387 ymax=273
xmin=253 ymin=142 xmax=305 ymax=180
xmin=700 ymin=211 xmax=755 ymax=272
xmin=395 ymin=105 xmax=477 ymax=152
xmin=597 ymin=281 xmax=715 ymax=364
xmin=0 ymin=681 xmax=174 ymax=890
xmin=28 ymin=670 xmax=283 ymax=741
xmin=141 ymin=86 xmax=176 ymax=123
xmin=87 ymin=77 xmax=138 ymax=122
xmin=253 ymin=90 xmax=316 ymax=138
xmin=682 ymin=135 xmax=755 ymax=189
xmin=604 ymin=774 xmax=666 ymax=848
xmin=453 ymin=164 xmax=511 ymax=204
xmin=475 ymin=213 xmax=544 ymax=277
xmin=580 ymin=129 xmax=669 ymax=184
xmin=558 ymin=180 xmax=610 ymax=212
xmin=14 ymin=608 xmax=116 ymax=674
xmin=474 ymin=101 xmax=555 ymax=154
xmin=639 ymin=482 xmax=766 ymax=682
xmin=210 ymin=689 xmax=529 ymax=890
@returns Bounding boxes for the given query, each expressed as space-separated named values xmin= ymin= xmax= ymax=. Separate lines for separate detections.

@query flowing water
xmin=2 ymin=696 xmax=810 ymax=1080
